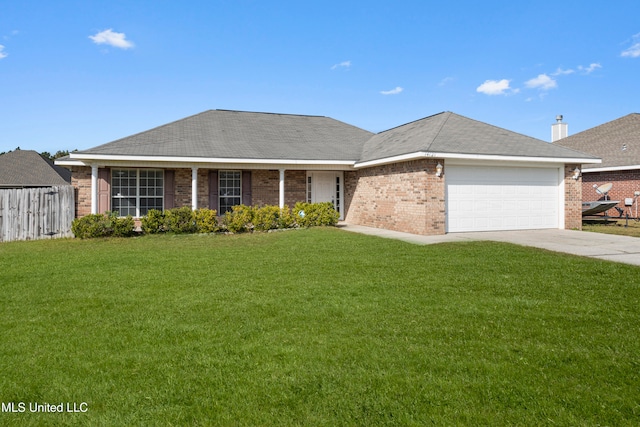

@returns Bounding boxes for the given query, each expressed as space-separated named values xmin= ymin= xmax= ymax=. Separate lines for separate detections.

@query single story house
xmin=0 ymin=150 xmax=71 ymax=188
xmin=553 ymin=113 xmax=640 ymax=217
xmin=56 ymin=110 xmax=599 ymax=235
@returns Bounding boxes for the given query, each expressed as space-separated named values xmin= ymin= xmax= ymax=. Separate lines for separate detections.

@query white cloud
xmin=552 ymin=67 xmax=575 ymax=76
xmin=621 ymin=33 xmax=640 ymax=58
xmin=476 ymin=79 xmax=513 ymax=95
xmin=438 ymin=76 xmax=455 ymax=86
xmin=89 ymin=29 xmax=134 ymax=49
xmin=525 ymin=74 xmax=557 ymax=90
xmin=331 ymin=60 xmax=351 ymax=70
xmin=0 ymin=45 xmax=7 ymax=59
xmin=380 ymin=86 xmax=403 ymax=95
xmin=578 ymin=63 xmax=601 ymax=73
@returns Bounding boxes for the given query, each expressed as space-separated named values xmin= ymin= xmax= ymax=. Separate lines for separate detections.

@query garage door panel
xmin=446 ymin=166 xmax=559 ymax=232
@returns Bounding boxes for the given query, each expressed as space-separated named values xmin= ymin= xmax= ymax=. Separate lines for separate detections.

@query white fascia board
xmin=65 ymin=153 xmax=356 ymax=170
xmin=582 ymin=164 xmax=640 ymax=173
xmin=55 ymin=158 xmax=85 ymax=166
xmin=353 ymin=151 xmax=601 ymax=169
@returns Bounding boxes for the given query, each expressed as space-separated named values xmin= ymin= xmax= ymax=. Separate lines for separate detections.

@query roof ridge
xmin=374 ymin=111 xmax=447 ymax=135
xmin=214 ymin=109 xmax=328 ymax=118
xmin=425 ymin=111 xmax=452 ymax=152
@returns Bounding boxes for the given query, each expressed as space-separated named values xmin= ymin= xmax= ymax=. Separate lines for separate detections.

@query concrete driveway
xmin=339 ymin=224 xmax=640 ymax=267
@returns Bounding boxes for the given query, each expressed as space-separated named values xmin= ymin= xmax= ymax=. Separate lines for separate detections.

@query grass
xmin=583 ymin=219 xmax=640 ymax=238
xmin=1 ymin=228 xmax=639 ymax=426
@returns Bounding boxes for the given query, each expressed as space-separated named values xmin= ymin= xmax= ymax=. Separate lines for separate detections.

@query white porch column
xmin=279 ymin=169 xmax=285 ymax=209
xmin=191 ymin=167 xmax=198 ymax=210
xmin=91 ymin=164 xmax=98 ymax=214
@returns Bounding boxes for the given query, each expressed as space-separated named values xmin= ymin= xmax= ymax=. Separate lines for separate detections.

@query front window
xmin=112 ymin=169 xmax=163 ymax=217
xmin=219 ymin=171 xmax=241 ymax=214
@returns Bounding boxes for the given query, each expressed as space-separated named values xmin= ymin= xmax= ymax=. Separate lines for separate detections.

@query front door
xmin=308 ymin=172 xmax=343 ymax=219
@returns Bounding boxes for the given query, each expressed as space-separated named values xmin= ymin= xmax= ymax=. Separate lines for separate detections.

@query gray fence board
xmin=0 ymin=186 xmax=75 ymax=242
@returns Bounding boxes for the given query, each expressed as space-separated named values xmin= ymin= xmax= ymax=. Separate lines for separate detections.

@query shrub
xmin=293 ymin=202 xmax=340 ymax=227
xmin=164 ymin=206 xmax=197 ymax=234
xmin=111 ymin=215 xmax=136 ymax=238
xmin=278 ymin=206 xmax=296 ymax=229
xmin=141 ymin=209 xmax=166 ymax=234
xmin=222 ymin=205 xmax=254 ymax=233
xmin=253 ymin=205 xmax=281 ymax=232
xmin=71 ymin=212 xmax=136 ymax=239
xmin=194 ymin=208 xmax=219 ymax=233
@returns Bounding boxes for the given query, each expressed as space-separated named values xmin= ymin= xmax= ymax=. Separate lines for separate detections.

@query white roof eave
xmin=57 ymin=153 xmax=357 ymax=170
xmin=353 ymin=151 xmax=602 ymax=169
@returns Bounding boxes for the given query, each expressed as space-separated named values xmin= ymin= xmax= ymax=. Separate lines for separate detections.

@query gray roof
xmin=553 ymin=113 xmax=640 ymax=169
xmin=359 ymin=112 xmax=598 ymax=163
xmin=72 ymin=109 xmax=598 ymax=166
xmin=0 ymin=150 xmax=71 ymax=188
xmin=79 ymin=110 xmax=374 ymax=161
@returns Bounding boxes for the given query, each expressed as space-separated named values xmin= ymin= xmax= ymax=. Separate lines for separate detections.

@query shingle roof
xmin=359 ymin=112 xmax=598 ymax=163
xmin=552 ymin=113 xmax=640 ymax=169
xmin=70 ymin=109 xmax=598 ymax=166
xmin=0 ymin=150 xmax=71 ymax=188
xmin=78 ymin=110 xmax=374 ymax=161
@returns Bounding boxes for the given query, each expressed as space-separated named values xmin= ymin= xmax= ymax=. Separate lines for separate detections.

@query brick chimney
xmin=551 ymin=115 xmax=568 ymax=142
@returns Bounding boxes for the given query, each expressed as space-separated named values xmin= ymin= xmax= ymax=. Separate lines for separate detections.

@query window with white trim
xmin=219 ymin=170 xmax=241 ymax=214
xmin=112 ymin=169 xmax=163 ymax=217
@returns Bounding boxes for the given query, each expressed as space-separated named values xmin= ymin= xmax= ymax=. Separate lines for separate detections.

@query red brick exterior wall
xmin=73 ymin=167 xmax=313 ymax=217
xmin=71 ymin=166 xmax=92 ymax=218
xmin=71 ymin=163 xmax=585 ymax=234
xmin=582 ymin=170 xmax=640 ymax=218
xmin=250 ymin=170 xmax=306 ymax=207
xmin=564 ymin=164 xmax=583 ymax=230
xmin=171 ymin=169 xmax=210 ymax=209
xmin=345 ymin=159 xmax=446 ymax=235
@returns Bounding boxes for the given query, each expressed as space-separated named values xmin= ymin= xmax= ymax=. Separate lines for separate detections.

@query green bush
xmin=278 ymin=206 xmax=296 ymax=229
xmin=293 ymin=202 xmax=340 ymax=227
xmin=222 ymin=205 xmax=254 ymax=233
xmin=141 ymin=209 xmax=166 ymax=234
xmin=195 ymin=208 xmax=219 ymax=233
xmin=164 ymin=206 xmax=197 ymax=234
xmin=135 ymin=203 xmax=337 ymax=237
xmin=71 ymin=212 xmax=136 ymax=239
xmin=253 ymin=205 xmax=281 ymax=232
xmin=111 ymin=215 xmax=136 ymax=238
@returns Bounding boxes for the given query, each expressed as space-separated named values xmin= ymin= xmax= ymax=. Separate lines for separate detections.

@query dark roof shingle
xmin=359 ymin=112 xmax=597 ymax=163
xmin=79 ymin=110 xmax=374 ymax=161
xmin=553 ymin=113 xmax=640 ymax=169
xmin=0 ymin=150 xmax=71 ymax=188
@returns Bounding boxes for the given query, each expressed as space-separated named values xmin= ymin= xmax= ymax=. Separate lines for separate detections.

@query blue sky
xmin=2 ymin=1 xmax=639 ymax=153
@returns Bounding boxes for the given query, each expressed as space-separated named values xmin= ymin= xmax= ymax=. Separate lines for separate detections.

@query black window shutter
xmin=242 ymin=171 xmax=252 ymax=206
xmin=209 ymin=170 xmax=219 ymax=211
xmin=164 ymin=170 xmax=175 ymax=209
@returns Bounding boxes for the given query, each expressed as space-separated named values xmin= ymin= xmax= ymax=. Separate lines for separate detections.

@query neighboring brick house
xmin=56 ymin=110 xmax=598 ymax=235
xmin=553 ymin=113 xmax=640 ymax=218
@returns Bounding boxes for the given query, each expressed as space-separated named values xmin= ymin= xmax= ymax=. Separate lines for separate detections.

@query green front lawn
xmin=1 ymin=229 xmax=639 ymax=426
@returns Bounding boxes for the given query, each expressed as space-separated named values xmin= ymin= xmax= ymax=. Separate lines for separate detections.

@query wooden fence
xmin=0 ymin=186 xmax=75 ymax=242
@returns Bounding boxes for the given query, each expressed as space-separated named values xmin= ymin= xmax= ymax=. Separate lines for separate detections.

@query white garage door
xmin=446 ymin=165 xmax=560 ymax=233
